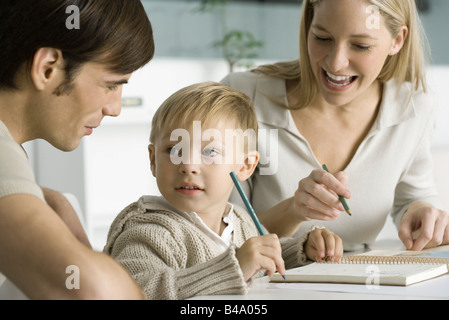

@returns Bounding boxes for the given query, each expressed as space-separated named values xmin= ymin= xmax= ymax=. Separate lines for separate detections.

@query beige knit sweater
xmin=104 ymin=196 xmax=310 ymax=300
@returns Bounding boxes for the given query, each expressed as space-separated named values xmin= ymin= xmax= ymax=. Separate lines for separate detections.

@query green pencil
xmin=322 ymin=164 xmax=352 ymax=216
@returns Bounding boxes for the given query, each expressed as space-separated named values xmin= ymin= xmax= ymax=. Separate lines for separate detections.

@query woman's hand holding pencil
xmin=289 ymin=165 xmax=352 ymax=222
xmin=322 ymin=165 xmax=351 ymax=216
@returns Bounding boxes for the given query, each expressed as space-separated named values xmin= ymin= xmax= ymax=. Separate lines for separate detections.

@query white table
xmin=192 ymin=240 xmax=449 ymax=300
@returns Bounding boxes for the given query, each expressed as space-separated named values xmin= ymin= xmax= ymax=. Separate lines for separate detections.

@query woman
xmin=222 ymin=0 xmax=449 ymax=252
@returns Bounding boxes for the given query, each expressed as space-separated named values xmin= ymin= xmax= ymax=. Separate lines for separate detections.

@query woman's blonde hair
xmin=150 ymin=82 xmax=258 ymax=147
xmin=253 ymin=0 xmax=429 ymax=110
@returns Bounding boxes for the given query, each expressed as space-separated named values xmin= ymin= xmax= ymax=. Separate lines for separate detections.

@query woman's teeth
xmin=325 ymin=71 xmax=355 ymax=86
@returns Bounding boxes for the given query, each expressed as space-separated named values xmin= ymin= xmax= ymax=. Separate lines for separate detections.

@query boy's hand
xmin=236 ymin=234 xmax=285 ymax=282
xmin=305 ymin=228 xmax=343 ymax=262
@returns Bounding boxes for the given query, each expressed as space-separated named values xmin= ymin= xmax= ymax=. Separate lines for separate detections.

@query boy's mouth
xmin=176 ymin=183 xmax=204 ymax=195
xmin=178 ymin=186 xmax=202 ymax=190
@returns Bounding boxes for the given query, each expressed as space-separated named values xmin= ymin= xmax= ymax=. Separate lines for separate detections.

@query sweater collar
xmin=138 ymin=195 xmax=235 ymax=250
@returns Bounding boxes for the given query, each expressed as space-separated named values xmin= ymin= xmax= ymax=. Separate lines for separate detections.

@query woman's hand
xmin=291 ymin=169 xmax=352 ymax=222
xmin=398 ymin=201 xmax=449 ymax=251
xmin=305 ymin=228 xmax=343 ymax=262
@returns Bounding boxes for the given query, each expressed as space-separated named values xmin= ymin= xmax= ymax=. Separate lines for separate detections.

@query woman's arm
xmin=393 ymin=107 xmax=447 ymax=251
xmin=258 ymin=197 xmax=301 ymax=237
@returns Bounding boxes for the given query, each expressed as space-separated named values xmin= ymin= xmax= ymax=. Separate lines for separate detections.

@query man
xmin=0 ymin=0 xmax=154 ymax=299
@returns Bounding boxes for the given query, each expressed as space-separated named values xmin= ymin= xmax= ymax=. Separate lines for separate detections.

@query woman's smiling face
xmin=307 ymin=0 xmax=406 ymax=107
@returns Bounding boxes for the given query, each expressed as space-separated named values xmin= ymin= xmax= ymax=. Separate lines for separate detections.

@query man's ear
xmin=389 ymin=25 xmax=408 ymax=56
xmin=234 ymin=151 xmax=259 ymax=182
xmin=148 ymin=144 xmax=157 ymax=177
xmin=30 ymin=48 xmax=64 ymax=91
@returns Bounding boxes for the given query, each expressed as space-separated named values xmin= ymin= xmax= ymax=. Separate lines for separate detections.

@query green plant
xmin=197 ymin=0 xmax=264 ymax=72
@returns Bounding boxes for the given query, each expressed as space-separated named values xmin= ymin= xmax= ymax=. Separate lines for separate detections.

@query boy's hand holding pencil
xmin=235 ymin=234 xmax=286 ymax=281
xmin=230 ymin=172 xmax=286 ymax=280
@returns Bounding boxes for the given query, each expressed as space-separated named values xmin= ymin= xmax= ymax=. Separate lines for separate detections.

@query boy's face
xmin=149 ymin=118 xmax=258 ymax=218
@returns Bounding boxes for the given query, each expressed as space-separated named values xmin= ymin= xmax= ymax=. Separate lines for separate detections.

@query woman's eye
xmin=355 ymin=44 xmax=372 ymax=51
xmin=314 ymin=35 xmax=331 ymax=42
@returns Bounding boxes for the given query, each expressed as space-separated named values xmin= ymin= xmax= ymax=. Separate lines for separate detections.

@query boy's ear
xmin=234 ymin=151 xmax=259 ymax=182
xmin=31 ymin=48 xmax=64 ymax=91
xmin=148 ymin=144 xmax=156 ymax=177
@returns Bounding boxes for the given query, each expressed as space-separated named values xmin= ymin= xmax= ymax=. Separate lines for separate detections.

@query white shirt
xmin=222 ymin=71 xmax=442 ymax=251
xmin=148 ymin=196 xmax=235 ymax=252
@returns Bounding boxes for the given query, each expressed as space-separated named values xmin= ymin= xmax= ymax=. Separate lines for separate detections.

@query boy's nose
xmin=179 ymin=163 xmax=200 ymax=175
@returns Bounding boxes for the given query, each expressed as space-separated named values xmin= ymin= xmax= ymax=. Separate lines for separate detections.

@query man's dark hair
xmin=0 ymin=0 xmax=155 ymax=92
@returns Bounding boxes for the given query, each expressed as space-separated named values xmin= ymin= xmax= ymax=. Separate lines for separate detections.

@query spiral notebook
xmin=271 ymin=245 xmax=449 ymax=286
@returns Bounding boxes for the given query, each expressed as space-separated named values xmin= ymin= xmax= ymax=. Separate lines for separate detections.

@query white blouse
xmin=222 ymin=71 xmax=442 ymax=251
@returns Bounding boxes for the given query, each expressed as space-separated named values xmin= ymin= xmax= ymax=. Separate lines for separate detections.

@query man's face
xmin=37 ymin=62 xmax=131 ymax=151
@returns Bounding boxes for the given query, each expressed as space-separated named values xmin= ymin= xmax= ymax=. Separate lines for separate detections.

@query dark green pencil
xmin=322 ymin=164 xmax=352 ymax=216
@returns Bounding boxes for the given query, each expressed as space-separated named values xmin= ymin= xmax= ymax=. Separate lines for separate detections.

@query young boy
xmin=104 ymin=82 xmax=343 ymax=299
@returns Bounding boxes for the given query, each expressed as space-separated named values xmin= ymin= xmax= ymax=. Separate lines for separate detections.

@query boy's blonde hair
xmin=150 ymin=82 xmax=258 ymax=148
xmin=253 ymin=0 xmax=429 ymax=110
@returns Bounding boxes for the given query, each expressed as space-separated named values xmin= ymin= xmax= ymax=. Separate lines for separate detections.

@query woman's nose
xmin=326 ymin=44 xmax=350 ymax=73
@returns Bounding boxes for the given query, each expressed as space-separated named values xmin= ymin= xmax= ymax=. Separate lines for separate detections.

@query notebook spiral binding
xmin=321 ymin=255 xmax=449 ymax=265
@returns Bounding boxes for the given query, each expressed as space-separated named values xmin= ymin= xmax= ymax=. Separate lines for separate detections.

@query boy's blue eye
xmin=168 ymin=146 xmax=182 ymax=156
xmin=202 ymin=148 xmax=219 ymax=157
